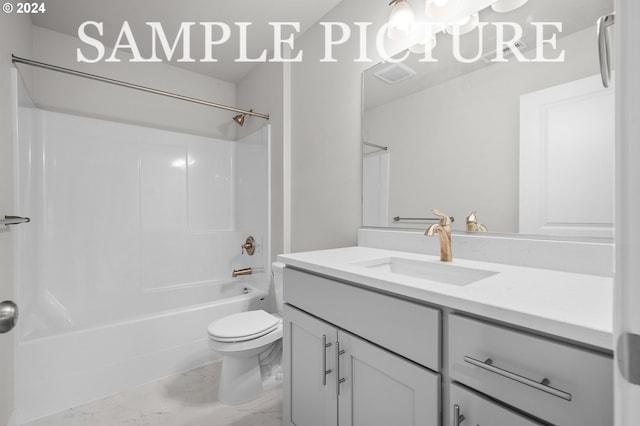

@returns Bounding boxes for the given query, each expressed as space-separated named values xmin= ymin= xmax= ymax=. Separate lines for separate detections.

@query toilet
xmin=207 ymin=262 xmax=285 ymax=405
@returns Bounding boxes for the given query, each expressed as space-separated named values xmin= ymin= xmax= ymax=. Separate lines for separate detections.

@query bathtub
xmin=15 ymin=282 xmax=269 ymax=424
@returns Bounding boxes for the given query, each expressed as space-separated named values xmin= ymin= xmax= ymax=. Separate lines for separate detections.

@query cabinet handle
xmin=597 ymin=13 xmax=615 ymax=88
xmin=464 ymin=356 xmax=572 ymax=401
xmin=453 ymin=404 xmax=465 ymax=426
xmin=336 ymin=341 xmax=346 ymax=396
xmin=322 ymin=335 xmax=332 ymax=386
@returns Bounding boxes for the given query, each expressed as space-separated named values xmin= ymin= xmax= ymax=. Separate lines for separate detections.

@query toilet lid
xmin=208 ymin=310 xmax=281 ymax=342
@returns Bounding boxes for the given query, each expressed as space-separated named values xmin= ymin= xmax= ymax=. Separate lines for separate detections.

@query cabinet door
xmin=450 ymin=383 xmax=543 ymax=426
xmin=283 ymin=304 xmax=338 ymax=426
xmin=337 ymin=330 xmax=440 ymax=426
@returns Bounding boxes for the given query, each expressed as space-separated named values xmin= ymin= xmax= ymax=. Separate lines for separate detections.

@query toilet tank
xmin=271 ymin=262 xmax=286 ymax=313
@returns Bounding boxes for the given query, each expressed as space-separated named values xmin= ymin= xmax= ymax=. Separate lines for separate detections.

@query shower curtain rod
xmin=11 ymin=55 xmax=270 ymax=121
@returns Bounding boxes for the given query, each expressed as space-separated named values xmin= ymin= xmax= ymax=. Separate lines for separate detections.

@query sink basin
xmin=352 ymin=257 xmax=498 ymax=286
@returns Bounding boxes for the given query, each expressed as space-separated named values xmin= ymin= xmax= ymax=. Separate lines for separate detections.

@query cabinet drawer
xmin=450 ymin=383 xmax=543 ymax=426
xmin=448 ymin=314 xmax=612 ymax=426
xmin=284 ymin=267 xmax=441 ymax=371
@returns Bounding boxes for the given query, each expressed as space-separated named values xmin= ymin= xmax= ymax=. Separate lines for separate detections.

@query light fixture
xmin=233 ymin=109 xmax=252 ymax=126
xmin=387 ymin=0 xmax=416 ymax=41
xmin=407 ymin=22 xmax=442 ymax=54
xmin=445 ymin=12 xmax=480 ymax=36
xmin=409 ymin=34 xmax=437 ymax=54
xmin=425 ymin=0 xmax=461 ymax=20
xmin=491 ymin=0 xmax=529 ymax=13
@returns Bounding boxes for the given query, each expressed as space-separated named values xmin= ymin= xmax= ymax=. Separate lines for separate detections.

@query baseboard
xmin=6 ymin=410 xmax=17 ymax=426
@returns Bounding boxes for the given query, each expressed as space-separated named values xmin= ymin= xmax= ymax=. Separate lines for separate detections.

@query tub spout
xmin=232 ymin=267 xmax=252 ymax=278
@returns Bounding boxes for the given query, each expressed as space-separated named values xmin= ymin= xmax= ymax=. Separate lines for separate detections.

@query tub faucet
xmin=425 ymin=209 xmax=453 ymax=262
xmin=232 ymin=267 xmax=252 ymax=278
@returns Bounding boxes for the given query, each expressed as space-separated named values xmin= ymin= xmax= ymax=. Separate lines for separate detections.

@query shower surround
xmin=12 ymin=72 xmax=271 ymax=423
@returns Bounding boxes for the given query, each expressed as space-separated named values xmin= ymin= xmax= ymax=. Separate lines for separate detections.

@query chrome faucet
xmin=425 ymin=209 xmax=453 ymax=262
xmin=232 ymin=267 xmax=253 ymax=278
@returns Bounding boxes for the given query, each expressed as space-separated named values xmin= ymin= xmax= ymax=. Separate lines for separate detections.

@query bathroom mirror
xmin=362 ymin=0 xmax=615 ymax=238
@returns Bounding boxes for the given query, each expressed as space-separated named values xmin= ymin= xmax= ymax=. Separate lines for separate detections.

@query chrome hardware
xmin=232 ymin=267 xmax=252 ymax=278
xmin=322 ymin=335 xmax=333 ymax=386
xmin=425 ymin=209 xmax=453 ymax=262
xmin=11 ymin=55 xmax=270 ymax=121
xmin=394 ymin=216 xmax=455 ymax=223
xmin=597 ymin=13 xmax=615 ymax=88
xmin=617 ymin=332 xmax=640 ymax=385
xmin=241 ymin=236 xmax=255 ymax=255
xmin=1 ymin=215 xmax=30 ymax=226
xmin=0 ymin=301 xmax=18 ymax=333
xmin=336 ymin=342 xmax=346 ymax=396
xmin=453 ymin=404 xmax=465 ymax=426
xmin=363 ymin=141 xmax=388 ymax=151
xmin=464 ymin=356 xmax=572 ymax=401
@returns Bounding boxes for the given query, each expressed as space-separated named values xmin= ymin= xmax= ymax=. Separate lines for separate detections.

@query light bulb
xmin=491 ymin=0 xmax=529 ymax=13
xmin=409 ymin=34 xmax=437 ymax=54
xmin=446 ymin=13 xmax=479 ymax=36
xmin=388 ymin=0 xmax=416 ymax=41
xmin=425 ymin=0 xmax=460 ymax=20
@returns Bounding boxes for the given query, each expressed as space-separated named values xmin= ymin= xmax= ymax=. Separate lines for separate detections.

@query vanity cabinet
xmin=283 ymin=268 xmax=441 ymax=370
xmin=282 ymin=267 xmax=442 ymax=426
xmin=283 ymin=304 xmax=440 ymax=426
xmin=281 ymin=265 xmax=613 ymax=426
xmin=448 ymin=314 xmax=613 ymax=426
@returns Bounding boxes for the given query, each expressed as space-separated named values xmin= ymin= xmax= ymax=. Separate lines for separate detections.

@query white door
xmin=0 ymin=69 xmax=18 ymax=426
xmin=615 ymin=1 xmax=640 ymax=425
xmin=0 ymin=225 xmax=15 ymax=425
xmin=519 ymin=74 xmax=615 ymax=238
xmin=282 ymin=304 xmax=338 ymax=426
xmin=0 ymin=110 xmax=14 ymax=425
xmin=337 ymin=330 xmax=440 ymax=426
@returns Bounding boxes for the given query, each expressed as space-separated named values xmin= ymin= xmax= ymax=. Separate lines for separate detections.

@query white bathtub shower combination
xmin=12 ymin=73 xmax=271 ymax=423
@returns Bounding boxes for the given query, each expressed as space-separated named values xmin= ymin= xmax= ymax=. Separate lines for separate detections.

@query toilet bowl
xmin=207 ymin=262 xmax=285 ymax=405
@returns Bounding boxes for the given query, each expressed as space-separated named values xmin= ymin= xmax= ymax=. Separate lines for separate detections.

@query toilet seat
xmin=208 ymin=310 xmax=281 ymax=343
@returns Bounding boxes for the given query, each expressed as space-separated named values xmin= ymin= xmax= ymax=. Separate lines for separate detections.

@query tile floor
xmin=23 ymin=362 xmax=283 ymax=426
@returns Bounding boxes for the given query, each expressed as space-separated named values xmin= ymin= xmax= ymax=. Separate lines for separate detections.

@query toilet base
xmin=216 ymin=340 xmax=283 ymax=405
xmin=218 ymin=355 xmax=264 ymax=405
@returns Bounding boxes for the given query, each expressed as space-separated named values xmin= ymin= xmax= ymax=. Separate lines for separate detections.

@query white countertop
xmin=277 ymin=246 xmax=614 ymax=351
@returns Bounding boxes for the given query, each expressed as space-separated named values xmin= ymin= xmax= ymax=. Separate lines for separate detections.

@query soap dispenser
xmin=466 ymin=211 xmax=488 ymax=232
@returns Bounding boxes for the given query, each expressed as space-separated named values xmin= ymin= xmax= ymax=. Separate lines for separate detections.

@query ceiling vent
xmin=480 ymin=39 xmax=528 ymax=64
xmin=374 ymin=63 xmax=417 ymax=84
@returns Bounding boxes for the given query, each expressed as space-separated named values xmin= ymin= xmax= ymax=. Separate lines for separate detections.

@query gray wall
xmin=236 ymin=62 xmax=287 ymax=261
xmin=290 ymin=0 xmax=399 ymax=252
xmin=0 ymin=11 xmax=33 ymax=425
xmin=30 ymin=26 xmax=237 ymax=140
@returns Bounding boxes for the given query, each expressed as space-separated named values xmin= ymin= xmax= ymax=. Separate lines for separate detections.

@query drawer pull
xmin=453 ymin=404 xmax=466 ymax=425
xmin=322 ymin=335 xmax=332 ymax=386
xmin=336 ymin=342 xmax=346 ymax=396
xmin=464 ymin=356 xmax=572 ymax=401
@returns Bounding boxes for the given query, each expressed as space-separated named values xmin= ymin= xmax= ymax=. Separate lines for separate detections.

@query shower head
xmin=233 ymin=109 xmax=253 ymax=126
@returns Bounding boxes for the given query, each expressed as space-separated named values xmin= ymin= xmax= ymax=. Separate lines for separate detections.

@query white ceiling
xmin=31 ymin=0 xmax=344 ymax=83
